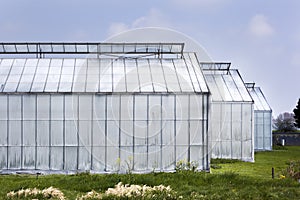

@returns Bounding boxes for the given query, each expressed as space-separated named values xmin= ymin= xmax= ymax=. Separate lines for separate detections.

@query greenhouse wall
xmin=0 ymin=93 xmax=209 ymax=173
xmin=245 ymin=84 xmax=272 ymax=151
xmin=254 ymin=111 xmax=272 ymax=150
xmin=210 ymin=102 xmax=254 ymax=161
xmin=201 ymin=64 xmax=254 ymax=162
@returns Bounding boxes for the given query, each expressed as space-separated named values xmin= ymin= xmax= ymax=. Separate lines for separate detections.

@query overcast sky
xmin=1 ymin=0 xmax=299 ymax=117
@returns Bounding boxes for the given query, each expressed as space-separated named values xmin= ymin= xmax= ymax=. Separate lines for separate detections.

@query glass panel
xmin=8 ymin=121 xmax=21 ymax=145
xmin=23 ymin=147 xmax=35 ymax=169
xmin=23 ymin=66 xmax=36 ymax=74
xmin=176 ymin=121 xmax=188 ymax=145
xmin=120 ymin=120 xmax=133 ymax=146
xmin=216 ymin=75 xmax=233 ymax=101
xmin=50 ymin=147 xmax=63 ymax=170
xmin=92 ymin=147 xmax=105 ymax=171
xmin=40 ymin=44 xmax=51 ymax=52
xmin=148 ymin=120 xmax=161 ymax=146
xmin=37 ymin=95 xmax=50 ymax=120
xmin=149 ymin=96 xmax=161 ymax=121
xmin=51 ymin=121 xmax=63 ymax=145
xmin=64 ymin=45 xmax=76 ymax=52
xmin=162 ymin=121 xmax=174 ymax=145
xmin=23 ymin=121 xmax=35 ymax=146
xmin=31 ymin=74 xmax=47 ymax=92
xmin=223 ymin=76 xmax=243 ymax=101
xmin=78 ymin=147 xmax=91 ymax=170
xmin=36 ymin=147 xmax=49 ymax=169
xmin=106 ymin=95 xmax=120 ymax=120
xmin=255 ymin=88 xmax=271 ymax=110
xmin=173 ymin=59 xmax=193 ymax=92
xmin=52 ymin=44 xmax=64 ymax=52
xmin=79 ymin=95 xmax=92 ymax=120
xmin=23 ymin=95 xmax=36 ymax=120
xmin=65 ymin=120 xmax=78 ymax=145
xmin=0 ymin=96 xmax=7 ymax=120
xmin=162 ymin=95 xmax=174 ymax=120
xmin=37 ymin=121 xmax=49 ymax=146
xmin=93 ymin=95 xmax=106 ymax=120
xmin=176 ymin=95 xmax=189 ymax=120
xmin=0 ymin=66 xmax=11 ymax=76
xmin=190 ymin=120 xmax=202 ymax=145
xmin=0 ymin=120 xmax=7 ymax=145
xmin=230 ymin=70 xmax=252 ymax=101
xmin=134 ymin=120 xmax=147 ymax=145
xmin=190 ymin=95 xmax=202 ymax=119
xmin=76 ymin=44 xmax=88 ymax=52
xmin=16 ymin=45 xmax=28 ymax=52
xmin=187 ymin=53 xmax=209 ymax=92
xmin=93 ymin=120 xmax=106 ymax=146
xmin=9 ymin=96 xmax=21 ymax=120
xmin=134 ymin=95 xmax=147 ymax=120
xmin=120 ymin=95 xmax=133 ymax=121
xmin=8 ymin=147 xmax=21 ymax=168
xmin=79 ymin=121 xmax=92 ymax=146
xmin=65 ymin=147 xmax=77 ymax=170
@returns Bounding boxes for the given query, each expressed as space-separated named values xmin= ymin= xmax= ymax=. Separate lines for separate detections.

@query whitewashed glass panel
xmin=65 ymin=147 xmax=77 ymax=170
xmin=37 ymin=95 xmax=50 ymax=120
xmin=23 ymin=147 xmax=35 ymax=169
xmin=9 ymin=96 xmax=21 ymax=120
xmin=51 ymin=121 xmax=63 ymax=146
xmin=0 ymin=120 xmax=7 ymax=145
xmin=37 ymin=121 xmax=49 ymax=146
xmin=8 ymin=121 xmax=21 ymax=146
xmin=79 ymin=121 xmax=92 ymax=146
xmin=23 ymin=121 xmax=35 ymax=146
xmin=78 ymin=147 xmax=91 ymax=170
xmin=50 ymin=147 xmax=63 ymax=170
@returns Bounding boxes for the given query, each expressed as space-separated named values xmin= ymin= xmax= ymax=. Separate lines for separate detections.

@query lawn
xmin=0 ymin=146 xmax=299 ymax=199
xmin=211 ymin=146 xmax=300 ymax=179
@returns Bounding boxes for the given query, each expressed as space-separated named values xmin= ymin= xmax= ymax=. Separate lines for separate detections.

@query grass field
xmin=0 ymin=146 xmax=299 ymax=199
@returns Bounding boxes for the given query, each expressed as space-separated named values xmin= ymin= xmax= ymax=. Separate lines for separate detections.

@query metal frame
xmin=0 ymin=42 xmax=185 ymax=58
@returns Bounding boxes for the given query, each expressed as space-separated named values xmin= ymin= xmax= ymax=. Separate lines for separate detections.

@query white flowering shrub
xmin=175 ymin=160 xmax=199 ymax=172
xmin=77 ymin=182 xmax=178 ymax=200
xmin=7 ymin=186 xmax=65 ymax=200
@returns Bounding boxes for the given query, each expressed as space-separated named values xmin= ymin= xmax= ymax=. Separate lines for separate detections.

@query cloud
xmin=107 ymin=23 xmax=129 ymax=37
xmin=107 ymin=8 xmax=172 ymax=37
xmin=248 ymin=14 xmax=274 ymax=37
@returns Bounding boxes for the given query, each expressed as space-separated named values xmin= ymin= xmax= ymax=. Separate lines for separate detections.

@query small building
xmin=201 ymin=63 xmax=254 ymax=162
xmin=0 ymin=42 xmax=210 ymax=173
xmin=245 ymin=83 xmax=272 ymax=151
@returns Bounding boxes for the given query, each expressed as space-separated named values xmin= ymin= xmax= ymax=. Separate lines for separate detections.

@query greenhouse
xmin=0 ymin=42 xmax=210 ymax=174
xmin=201 ymin=63 xmax=254 ymax=162
xmin=245 ymin=83 xmax=272 ymax=151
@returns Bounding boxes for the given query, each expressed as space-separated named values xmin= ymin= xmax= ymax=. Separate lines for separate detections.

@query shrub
xmin=175 ymin=160 xmax=199 ymax=172
xmin=282 ymin=160 xmax=300 ymax=180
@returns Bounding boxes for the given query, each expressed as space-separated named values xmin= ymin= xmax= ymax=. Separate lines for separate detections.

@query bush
xmin=282 ymin=160 xmax=300 ymax=180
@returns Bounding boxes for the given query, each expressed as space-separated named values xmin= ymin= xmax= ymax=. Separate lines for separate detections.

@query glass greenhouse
xmin=245 ymin=83 xmax=272 ymax=151
xmin=201 ymin=63 xmax=254 ymax=162
xmin=0 ymin=42 xmax=210 ymax=173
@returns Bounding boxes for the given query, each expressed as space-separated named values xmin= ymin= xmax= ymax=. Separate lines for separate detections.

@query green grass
xmin=1 ymin=146 xmax=300 ymax=199
xmin=211 ymin=146 xmax=300 ymax=179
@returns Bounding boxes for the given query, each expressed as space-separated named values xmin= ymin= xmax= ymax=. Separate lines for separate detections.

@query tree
xmin=293 ymin=98 xmax=300 ymax=128
xmin=273 ymin=112 xmax=296 ymax=132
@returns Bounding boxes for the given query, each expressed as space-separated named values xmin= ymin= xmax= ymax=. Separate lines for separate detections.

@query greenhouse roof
xmin=0 ymin=51 xmax=208 ymax=93
xmin=0 ymin=42 xmax=184 ymax=58
xmin=245 ymin=83 xmax=271 ymax=111
xmin=201 ymin=62 xmax=252 ymax=102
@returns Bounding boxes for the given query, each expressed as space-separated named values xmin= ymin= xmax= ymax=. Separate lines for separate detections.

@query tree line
xmin=273 ymin=98 xmax=300 ymax=132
